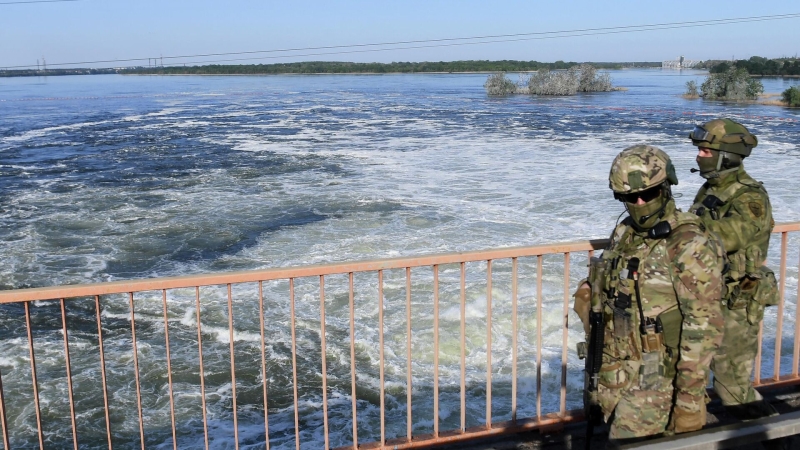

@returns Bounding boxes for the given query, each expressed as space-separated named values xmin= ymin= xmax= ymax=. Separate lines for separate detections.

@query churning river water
xmin=1 ymin=70 xmax=799 ymax=449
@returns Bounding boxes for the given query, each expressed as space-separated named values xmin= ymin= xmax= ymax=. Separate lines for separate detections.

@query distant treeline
xmin=708 ymin=56 xmax=800 ymax=76
xmin=0 ymin=60 xmax=662 ymax=78
xmin=0 ymin=68 xmax=116 ymax=77
xmin=121 ymin=60 xmax=660 ymax=75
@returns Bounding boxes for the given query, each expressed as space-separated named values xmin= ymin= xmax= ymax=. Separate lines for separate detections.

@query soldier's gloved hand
xmin=573 ymin=282 xmax=591 ymax=335
xmin=668 ymin=403 xmax=707 ymax=434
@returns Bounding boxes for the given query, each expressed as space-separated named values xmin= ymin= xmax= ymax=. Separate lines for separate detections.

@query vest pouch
xmin=613 ymin=308 xmax=632 ymax=338
xmin=746 ymin=298 xmax=765 ymax=326
xmin=640 ymin=329 xmax=663 ymax=354
xmin=639 ymin=351 xmax=662 ymax=390
xmin=656 ymin=307 xmax=683 ymax=351
xmin=726 ymin=281 xmax=747 ymax=310
xmin=727 ymin=251 xmax=746 ymax=282
xmin=603 ymin=304 xmax=640 ymax=361
xmin=599 ymin=359 xmax=640 ymax=390
xmin=661 ymin=347 xmax=679 ymax=380
xmin=755 ymin=266 xmax=779 ymax=307
xmin=655 ymin=308 xmax=682 ymax=381
xmin=745 ymin=266 xmax=779 ymax=325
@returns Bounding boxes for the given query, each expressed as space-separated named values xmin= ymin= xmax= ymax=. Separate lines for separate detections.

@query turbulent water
xmin=1 ymin=71 xmax=799 ymax=449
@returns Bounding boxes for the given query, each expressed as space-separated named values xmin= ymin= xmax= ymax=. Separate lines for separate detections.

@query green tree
xmin=700 ymin=67 xmax=763 ymax=101
xmin=782 ymin=86 xmax=800 ymax=107
xmin=685 ymin=80 xmax=699 ymax=97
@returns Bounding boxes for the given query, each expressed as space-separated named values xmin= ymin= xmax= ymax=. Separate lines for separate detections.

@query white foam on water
xmin=2 ymin=120 xmax=113 ymax=143
xmin=1 ymin=72 xmax=799 ymax=448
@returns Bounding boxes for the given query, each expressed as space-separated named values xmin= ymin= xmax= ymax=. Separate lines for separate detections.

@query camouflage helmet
xmin=609 ymin=145 xmax=678 ymax=194
xmin=688 ymin=118 xmax=757 ymax=156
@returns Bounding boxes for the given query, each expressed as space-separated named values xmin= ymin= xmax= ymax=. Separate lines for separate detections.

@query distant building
xmin=662 ymin=55 xmax=701 ymax=69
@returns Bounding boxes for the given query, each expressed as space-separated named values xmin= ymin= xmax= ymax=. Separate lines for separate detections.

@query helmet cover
xmin=609 ymin=145 xmax=678 ymax=194
xmin=688 ymin=118 xmax=757 ymax=156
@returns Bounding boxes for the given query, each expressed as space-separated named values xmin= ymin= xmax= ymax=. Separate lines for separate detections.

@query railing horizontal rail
xmin=0 ymin=238 xmax=611 ymax=303
xmin=4 ymin=223 xmax=798 ymax=303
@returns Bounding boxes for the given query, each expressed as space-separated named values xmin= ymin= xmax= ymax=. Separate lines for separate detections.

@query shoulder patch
xmin=749 ymin=202 xmax=763 ymax=217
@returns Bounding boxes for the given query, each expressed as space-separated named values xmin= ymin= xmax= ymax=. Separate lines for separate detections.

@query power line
xmin=4 ymin=12 xmax=800 ymax=69
xmin=133 ymin=13 xmax=800 ymax=64
xmin=0 ymin=0 xmax=79 ymax=5
xmin=175 ymin=15 xmax=800 ymax=67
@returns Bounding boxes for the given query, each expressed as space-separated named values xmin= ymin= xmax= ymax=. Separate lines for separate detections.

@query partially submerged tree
xmin=685 ymin=80 xmax=699 ymax=98
xmin=484 ymin=64 xmax=614 ymax=96
xmin=528 ymin=68 xmax=578 ymax=95
xmin=528 ymin=64 xmax=613 ymax=95
xmin=782 ymin=86 xmax=800 ymax=107
xmin=576 ymin=64 xmax=613 ymax=92
xmin=700 ymin=67 xmax=763 ymax=101
xmin=484 ymin=72 xmax=518 ymax=95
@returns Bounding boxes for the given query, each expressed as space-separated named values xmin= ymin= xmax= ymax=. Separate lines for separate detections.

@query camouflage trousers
xmin=596 ymin=360 xmax=673 ymax=439
xmin=712 ymin=306 xmax=762 ymax=405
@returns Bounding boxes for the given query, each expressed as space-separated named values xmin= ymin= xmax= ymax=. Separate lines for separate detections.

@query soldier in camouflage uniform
xmin=573 ymin=145 xmax=724 ymax=441
xmin=688 ymin=118 xmax=780 ymax=420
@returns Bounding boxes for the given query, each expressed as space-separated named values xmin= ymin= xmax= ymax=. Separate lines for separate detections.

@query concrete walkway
xmin=443 ymin=386 xmax=800 ymax=450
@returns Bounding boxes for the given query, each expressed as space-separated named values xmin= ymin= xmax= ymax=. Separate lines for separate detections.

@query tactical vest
xmin=594 ymin=210 xmax=702 ymax=389
xmin=690 ymin=169 xmax=777 ymax=316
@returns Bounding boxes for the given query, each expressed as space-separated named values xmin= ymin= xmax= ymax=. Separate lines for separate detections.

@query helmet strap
xmin=716 ymin=151 xmax=726 ymax=172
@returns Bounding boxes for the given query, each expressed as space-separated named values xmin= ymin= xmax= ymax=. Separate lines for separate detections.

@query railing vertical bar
xmin=195 ymin=287 xmax=210 ymax=450
xmin=349 ymin=273 xmax=359 ymax=449
xmin=290 ymin=279 xmax=301 ymax=450
xmin=378 ymin=270 xmax=386 ymax=446
xmin=60 ymin=299 xmax=79 ymax=450
xmin=128 ymin=293 xmax=145 ymax=450
xmin=561 ymin=253 xmax=570 ymax=416
xmin=320 ymin=276 xmax=330 ymax=450
xmin=161 ymin=290 xmax=177 ymax=450
xmin=227 ymin=284 xmax=240 ymax=450
xmin=755 ymin=322 xmax=763 ymax=384
xmin=486 ymin=260 xmax=492 ymax=429
xmin=511 ymin=257 xmax=518 ymax=424
xmin=94 ymin=295 xmax=113 ymax=450
xmin=774 ymin=232 xmax=788 ymax=380
xmin=460 ymin=262 xmax=466 ymax=433
xmin=258 ymin=282 xmax=271 ymax=450
xmin=406 ymin=267 xmax=413 ymax=441
xmin=536 ymin=256 xmax=543 ymax=419
xmin=24 ymin=301 xmax=44 ymax=450
xmin=0 ymin=367 xmax=9 ymax=450
xmin=433 ymin=264 xmax=440 ymax=438
xmin=795 ymin=246 xmax=800 ymax=378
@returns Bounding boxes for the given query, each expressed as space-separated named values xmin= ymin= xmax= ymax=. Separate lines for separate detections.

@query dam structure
xmin=0 ymin=222 xmax=798 ymax=449
xmin=662 ymin=56 xmax=702 ymax=69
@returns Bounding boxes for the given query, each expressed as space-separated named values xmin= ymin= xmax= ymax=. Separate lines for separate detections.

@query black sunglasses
xmin=615 ymin=185 xmax=662 ymax=204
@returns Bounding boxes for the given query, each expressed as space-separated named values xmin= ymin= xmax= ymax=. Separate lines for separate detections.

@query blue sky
xmin=1 ymin=0 xmax=798 ymax=69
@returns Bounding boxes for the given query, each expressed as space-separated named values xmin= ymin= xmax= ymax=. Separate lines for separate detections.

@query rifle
xmin=584 ymin=308 xmax=604 ymax=449
xmin=582 ymin=256 xmax=608 ymax=450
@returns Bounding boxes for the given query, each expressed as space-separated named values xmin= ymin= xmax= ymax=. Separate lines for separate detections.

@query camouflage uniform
xmin=688 ymin=119 xmax=779 ymax=419
xmin=580 ymin=146 xmax=725 ymax=439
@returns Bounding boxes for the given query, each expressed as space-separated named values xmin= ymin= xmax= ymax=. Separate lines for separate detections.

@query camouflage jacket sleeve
xmin=668 ymin=226 xmax=725 ymax=413
xmin=700 ymin=189 xmax=771 ymax=254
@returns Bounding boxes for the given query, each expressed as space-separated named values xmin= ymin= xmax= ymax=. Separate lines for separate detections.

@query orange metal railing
xmin=0 ymin=222 xmax=797 ymax=449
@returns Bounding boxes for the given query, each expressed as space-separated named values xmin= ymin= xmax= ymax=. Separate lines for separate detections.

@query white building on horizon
xmin=662 ymin=55 xmax=702 ymax=69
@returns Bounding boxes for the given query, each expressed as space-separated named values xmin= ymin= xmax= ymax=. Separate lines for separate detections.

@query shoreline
xmin=681 ymin=92 xmax=798 ymax=107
